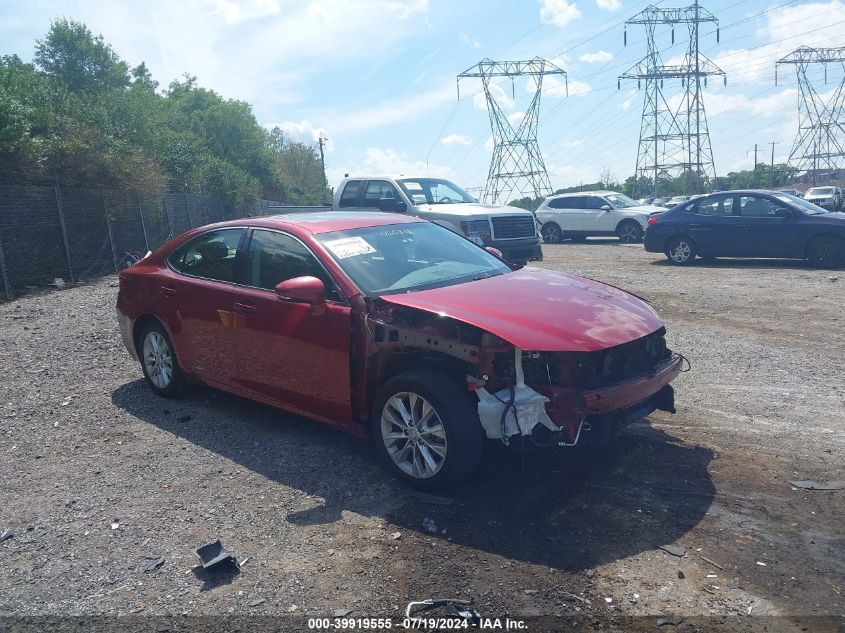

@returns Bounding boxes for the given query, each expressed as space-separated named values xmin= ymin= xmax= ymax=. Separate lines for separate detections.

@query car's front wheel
xmin=541 ymin=222 xmax=563 ymax=244
xmin=617 ymin=220 xmax=644 ymax=243
xmin=808 ymin=235 xmax=843 ymax=268
xmin=138 ymin=321 xmax=185 ymax=397
xmin=665 ymin=235 xmax=697 ymax=265
xmin=372 ymin=370 xmax=484 ymax=489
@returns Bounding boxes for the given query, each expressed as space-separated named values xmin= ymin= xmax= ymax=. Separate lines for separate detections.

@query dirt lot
xmin=0 ymin=241 xmax=843 ymax=631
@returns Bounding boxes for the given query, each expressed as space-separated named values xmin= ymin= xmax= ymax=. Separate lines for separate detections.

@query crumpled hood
xmin=380 ymin=268 xmax=664 ymax=352
xmin=413 ymin=202 xmax=534 ymax=218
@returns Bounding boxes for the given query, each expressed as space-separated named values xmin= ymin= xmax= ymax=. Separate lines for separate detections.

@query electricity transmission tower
xmin=619 ymin=1 xmax=725 ymax=197
xmin=458 ymin=58 xmax=566 ymax=204
xmin=776 ymin=46 xmax=845 ymax=183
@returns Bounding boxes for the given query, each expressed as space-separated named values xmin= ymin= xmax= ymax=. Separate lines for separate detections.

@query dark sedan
xmin=644 ymin=190 xmax=845 ymax=267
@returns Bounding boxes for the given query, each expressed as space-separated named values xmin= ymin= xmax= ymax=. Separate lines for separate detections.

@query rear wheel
xmin=807 ymin=236 xmax=843 ymax=268
xmin=371 ymin=370 xmax=484 ymax=490
xmin=138 ymin=321 xmax=185 ymax=397
xmin=540 ymin=222 xmax=563 ymax=244
xmin=665 ymin=235 xmax=697 ymax=265
xmin=617 ymin=220 xmax=643 ymax=243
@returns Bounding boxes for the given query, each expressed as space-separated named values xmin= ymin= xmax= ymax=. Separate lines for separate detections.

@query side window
xmin=364 ymin=180 xmax=399 ymax=203
xmin=339 ymin=180 xmax=363 ymax=208
xmin=168 ymin=228 xmax=244 ymax=282
xmin=245 ymin=230 xmax=342 ymax=302
xmin=739 ymin=196 xmax=778 ymax=217
xmin=585 ymin=196 xmax=606 ymax=210
xmin=694 ymin=196 xmax=734 ymax=216
xmin=549 ymin=197 xmax=577 ymax=209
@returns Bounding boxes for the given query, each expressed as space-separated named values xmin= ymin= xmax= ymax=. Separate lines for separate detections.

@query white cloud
xmin=620 ymin=88 xmax=637 ymax=110
xmin=507 ymin=111 xmax=526 ymax=127
xmin=459 ymin=31 xmax=481 ymax=49
xmin=441 ymin=133 xmax=472 ymax=146
xmin=267 ymin=119 xmax=330 ymax=147
xmin=579 ymin=50 xmax=613 ymax=63
xmin=562 ymin=139 xmax=583 ymax=148
xmin=471 ymin=79 xmax=515 ymax=110
xmin=596 ymin=0 xmax=621 ymax=10
xmin=539 ymin=0 xmax=582 ymax=27
xmin=204 ymin=0 xmax=280 ymax=24
xmin=362 ymin=148 xmax=454 ymax=178
xmin=568 ymin=79 xmax=592 ymax=96
xmin=484 ymin=136 xmax=495 ymax=152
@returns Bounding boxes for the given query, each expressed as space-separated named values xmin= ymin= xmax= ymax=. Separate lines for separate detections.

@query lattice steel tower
xmin=776 ymin=46 xmax=845 ymax=180
xmin=458 ymin=58 xmax=566 ymax=204
xmin=619 ymin=1 xmax=725 ymax=196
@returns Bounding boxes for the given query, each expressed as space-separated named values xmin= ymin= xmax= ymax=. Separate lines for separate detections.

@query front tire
xmin=807 ymin=236 xmax=843 ymax=268
xmin=665 ymin=235 xmax=697 ymax=265
xmin=371 ymin=370 xmax=484 ymax=490
xmin=541 ymin=222 xmax=563 ymax=244
xmin=138 ymin=321 xmax=185 ymax=397
xmin=617 ymin=220 xmax=644 ymax=243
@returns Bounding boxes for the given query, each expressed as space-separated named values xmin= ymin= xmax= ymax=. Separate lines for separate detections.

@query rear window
xmin=339 ymin=180 xmax=363 ymax=208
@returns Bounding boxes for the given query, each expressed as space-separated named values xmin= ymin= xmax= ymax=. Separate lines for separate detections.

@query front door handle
xmin=160 ymin=284 xmax=177 ymax=297
xmin=233 ymin=302 xmax=256 ymax=314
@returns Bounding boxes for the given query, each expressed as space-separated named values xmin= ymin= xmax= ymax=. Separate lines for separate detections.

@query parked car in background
xmin=637 ymin=197 xmax=654 ymax=205
xmin=536 ymin=191 xmax=665 ymax=243
xmin=777 ymin=187 xmax=802 ymax=198
xmin=269 ymin=176 xmax=542 ymax=264
xmin=652 ymin=196 xmax=672 ymax=207
xmin=117 ymin=212 xmax=682 ymax=488
xmin=803 ymin=186 xmax=842 ymax=212
xmin=644 ymin=190 xmax=845 ymax=267
xmin=665 ymin=195 xmax=692 ymax=207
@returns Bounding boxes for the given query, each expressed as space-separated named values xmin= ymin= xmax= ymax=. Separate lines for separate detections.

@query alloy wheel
xmin=816 ymin=242 xmax=838 ymax=266
xmin=143 ymin=331 xmax=174 ymax=389
xmin=668 ymin=241 xmax=692 ymax=263
xmin=381 ymin=392 xmax=448 ymax=479
xmin=541 ymin=224 xmax=562 ymax=243
xmin=619 ymin=223 xmax=641 ymax=243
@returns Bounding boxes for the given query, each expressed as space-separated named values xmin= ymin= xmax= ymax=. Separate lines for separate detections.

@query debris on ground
xmin=677 ymin=571 xmax=685 ymax=579
xmin=790 ymin=480 xmax=845 ymax=491
xmin=657 ymin=544 xmax=686 ymax=557
xmin=249 ymin=598 xmax=266 ymax=607
xmin=700 ymin=555 xmax=724 ymax=570
xmin=756 ymin=561 xmax=767 ymax=566
xmin=196 ymin=540 xmax=237 ymax=570
xmin=333 ymin=609 xmax=353 ymax=617
xmin=657 ymin=615 xmax=684 ymax=626
xmin=142 ymin=556 xmax=165 ymax=573
xmin=0 ymin=530 xmax=13 ymax=542
xmin=110 ymin=521 xmax=119 ymax=530
xmin=390 ymin=532 xmax=401 ymax=540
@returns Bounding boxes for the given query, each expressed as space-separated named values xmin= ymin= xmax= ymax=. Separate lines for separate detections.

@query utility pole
xmin=754 ymin=143 xmax=759 ymax=186
xmin=769 ymin=141 xmax=780 ymax=186
xmin=458 ymin=57 xmax=567 ymax=204
xmin=317 ymin=135 xmax=328 ymax=205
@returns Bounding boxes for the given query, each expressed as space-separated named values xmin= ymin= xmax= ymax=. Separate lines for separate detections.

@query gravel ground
xmin=0 ymin=240 xmax=843 ymax=631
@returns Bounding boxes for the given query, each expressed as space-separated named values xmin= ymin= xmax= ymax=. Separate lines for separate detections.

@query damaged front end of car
xmin=358 ymin=298 xmax=682 ymax=449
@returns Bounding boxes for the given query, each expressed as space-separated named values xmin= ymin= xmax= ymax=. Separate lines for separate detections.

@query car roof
xmin=547 ymin=190 xmax=617 ymax=198
xmin=205 ymin=212 xmax=424 ymax=236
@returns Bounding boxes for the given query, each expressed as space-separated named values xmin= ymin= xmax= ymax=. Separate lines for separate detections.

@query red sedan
xmin=117 ymin=212 xmax=682 ymax=488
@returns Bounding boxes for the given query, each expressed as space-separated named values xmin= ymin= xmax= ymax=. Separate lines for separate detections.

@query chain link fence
xmin=0 ymin=183 xmax=277 ymax=300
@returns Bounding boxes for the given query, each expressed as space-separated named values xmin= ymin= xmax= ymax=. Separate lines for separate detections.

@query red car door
xmin=158 ymin=227 xmax=245 ymax=387
xmin=231 ymin=228 xmax=352 ymax=424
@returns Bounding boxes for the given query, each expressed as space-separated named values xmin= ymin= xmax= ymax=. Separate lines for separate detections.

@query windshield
xmin=772 ymin=193 xmax=828 ymax=215
xmin=397 ymin=178 xmax=476 ymax=205
xmin=604 ymin=193 xmax=638 ymax=208
xmin=316 ymin=222 xmax=511 ymax=295
xmin=807 ymin=187 xmax=833 ymax=196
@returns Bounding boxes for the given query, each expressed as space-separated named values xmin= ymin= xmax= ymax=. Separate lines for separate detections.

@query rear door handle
xmin=160 ymin=284 xmax=177 ymax=297
xmin=233 ymin=302 xmax=256 ymax=314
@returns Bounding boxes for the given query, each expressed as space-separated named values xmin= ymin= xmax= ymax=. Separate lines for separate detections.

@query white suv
xmin=536 ymin=191 xmax=664 ymax=244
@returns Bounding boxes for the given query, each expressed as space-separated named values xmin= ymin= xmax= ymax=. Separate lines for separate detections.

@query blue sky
xmin=2 ymin=0 xmax=845 ymax=199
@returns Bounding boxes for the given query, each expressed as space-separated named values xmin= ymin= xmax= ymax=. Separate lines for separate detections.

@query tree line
xmin=0 ymin=19 xmax=329 ymax=208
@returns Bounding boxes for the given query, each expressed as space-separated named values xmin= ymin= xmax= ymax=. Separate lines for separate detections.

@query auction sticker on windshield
xmin=324 ymin=236 xmax=376 ymax=259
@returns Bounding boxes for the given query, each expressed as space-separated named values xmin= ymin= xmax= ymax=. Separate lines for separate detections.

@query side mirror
xmin=274 ymin=276 xmax=326 ymax=316
xmin=485 ymin=246 xmax=503 ymax=258
xmin=600 ymin=204 xmax=612 ymax=211
xmin=378 ymin=198 xmax=407 ymax=213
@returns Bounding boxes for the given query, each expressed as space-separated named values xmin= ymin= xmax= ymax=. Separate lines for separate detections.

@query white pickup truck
xmin=268 ymin=176 xmax=542 ymax=264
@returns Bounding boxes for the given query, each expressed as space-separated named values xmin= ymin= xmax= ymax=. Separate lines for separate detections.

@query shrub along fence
xmin=0 ymin=183 xmax=280 ymax=300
